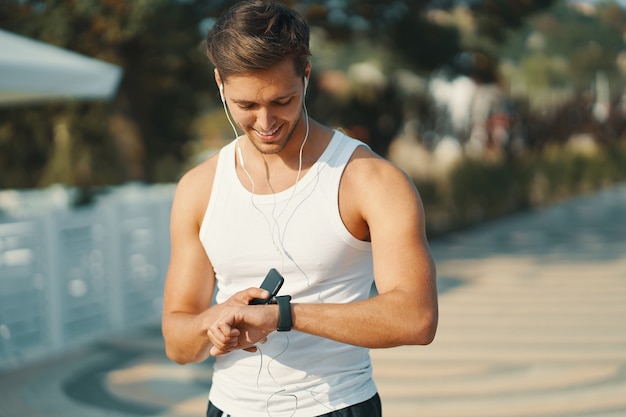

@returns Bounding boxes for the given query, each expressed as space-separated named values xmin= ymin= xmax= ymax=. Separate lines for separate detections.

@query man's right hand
xmin=206 ymin=296 xmax=279 ymax=356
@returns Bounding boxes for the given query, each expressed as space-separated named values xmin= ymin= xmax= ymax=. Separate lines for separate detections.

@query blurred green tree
xmin=292 ymin=0 xmax=556 ymax=154
xmin=0 ymin=0 xmax=560 ymax=189
xmin=0 ymin=0 xmax=216 ymax=189
xmin=497 ymin=1 xmax=626 ymax=99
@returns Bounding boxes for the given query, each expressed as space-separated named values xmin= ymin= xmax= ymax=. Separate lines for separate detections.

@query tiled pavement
xmin=1 ymin=183 xmax=625 ymax=417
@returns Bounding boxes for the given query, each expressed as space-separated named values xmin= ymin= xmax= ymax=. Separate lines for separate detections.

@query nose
xmin=255 ymin=106 xmax=275 ymax=131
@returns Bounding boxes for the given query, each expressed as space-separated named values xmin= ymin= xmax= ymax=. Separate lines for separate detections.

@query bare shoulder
xmin=340 ymin=144 xmax=424 ymax=241
xmin=172 ymin=152 xmax=220 ymax=227
xmin=344 ymin=145 xmax=419 ymax=198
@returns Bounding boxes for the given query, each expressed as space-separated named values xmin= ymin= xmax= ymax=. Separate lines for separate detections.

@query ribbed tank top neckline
xmin=227 ymin=130 xmax=342 ymax=204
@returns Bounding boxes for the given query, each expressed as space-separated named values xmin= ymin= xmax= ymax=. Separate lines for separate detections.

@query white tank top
xmin=199 ymin=130 xmax=377 ymax=416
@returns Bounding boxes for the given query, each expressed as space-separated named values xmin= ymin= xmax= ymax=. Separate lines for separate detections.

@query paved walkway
xmin=0 ymin=183 xmax=625 ymax=417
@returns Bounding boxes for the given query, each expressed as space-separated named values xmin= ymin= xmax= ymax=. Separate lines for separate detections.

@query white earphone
xmin=219 ymin=73 xmax=311 ymax=276
xmin=216 ymin=73 xmax=312 ymax=414
xmin=219 ymin=75 xmax=308 ymax=146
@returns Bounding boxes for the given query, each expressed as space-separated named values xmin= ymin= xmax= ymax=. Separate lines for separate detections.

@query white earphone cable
xmin=222 ymin=81 xmax=310 ymax=266
xmin=220 ymin=81 xmax=311 ymax=417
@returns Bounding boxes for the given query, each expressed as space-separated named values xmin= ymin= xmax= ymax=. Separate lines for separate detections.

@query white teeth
xmin=257 ymin=126 xmax=280 ymax=136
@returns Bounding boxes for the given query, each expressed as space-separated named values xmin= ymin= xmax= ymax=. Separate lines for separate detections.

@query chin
xmin=247 ymin=129 xmax=294 ymax=155
xmin=246 ymin=136 xmax=288 ymax=155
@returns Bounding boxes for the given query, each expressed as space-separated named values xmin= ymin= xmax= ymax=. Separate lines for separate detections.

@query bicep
xmin=360 ymin=160 xmax=436 ymax=298
xmin=163 ymin=173 xmax=216 ymax=316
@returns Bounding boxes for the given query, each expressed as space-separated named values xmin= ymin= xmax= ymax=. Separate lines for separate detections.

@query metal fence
xmin=0 ymin=183 xmax=175 ymax=370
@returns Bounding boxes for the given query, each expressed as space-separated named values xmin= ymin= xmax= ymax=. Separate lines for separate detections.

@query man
xmin=161 ymin=1 xmax=438 ymax=416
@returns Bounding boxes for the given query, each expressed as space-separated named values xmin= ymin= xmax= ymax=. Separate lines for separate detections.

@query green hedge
xmin=418 ymin=139 xmax=626 ymax=237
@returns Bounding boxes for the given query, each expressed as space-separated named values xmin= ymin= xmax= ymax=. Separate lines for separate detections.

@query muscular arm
xmin=161 ymin=160 xmax=271 ymax=364
xmin=291 ymin=147 xmax=438 ymax=347
xmin=161 ymin=163 xmax=218 ymax=364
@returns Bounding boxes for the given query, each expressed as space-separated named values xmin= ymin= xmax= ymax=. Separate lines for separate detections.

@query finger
xmin=216 ymin=321 xmax=240 ymax=337
xmin=249 ymin=287 xmax=271 ymax=300
xmin=207 ymin=325 xmax=239 ymax=350
xmin=229 ymin=287 xmax=270 ymax=305
xmin=208 ymin=333 xmax=238 ymax=354
xmin=210 ymin=345 xmax=230 ymax=356
xmin=206 ymin=329 xmax=227 ymax=350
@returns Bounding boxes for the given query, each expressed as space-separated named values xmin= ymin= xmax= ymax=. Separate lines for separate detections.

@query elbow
xmin=419 ymin=319 xmax=438 ymax=345
xmin=162 ymin=323 xmax=207 ymax=365
xmin=164 ymin=342 xmax=208 ymax=365
xmin=163 ymin=333 xmax=187 ymax=364
xmin=162 ymin=323 xmax=185 ymax=364
xmin=164 ymin=345 xmax=190 ymax=365
xmin=407 ymin=309 xmax=438 ymax=346
xmin=382 ymin=293 xmax=438 ymax=347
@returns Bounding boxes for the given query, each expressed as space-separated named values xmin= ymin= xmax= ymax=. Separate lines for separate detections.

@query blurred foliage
xmin=470 ymin=0 xmax=557 ymax=42
xmin=4 ymin=0 xmax=626 ymax=196
xmin=420 ymin=137 xmax=626 ymax=237
xmin=0 ymin=0 xmax=558 ymax=189
xmin=0 ymin=0 xmax=218 ymax=188
xmin=296 ymin=0 xmax=462 ymax=71
xmin=496 ymin=1 xmax=626 ymax=109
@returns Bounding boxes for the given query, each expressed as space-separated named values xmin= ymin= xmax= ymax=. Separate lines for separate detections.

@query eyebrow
xmin=231 ymin=93 xmax=295 ymax=106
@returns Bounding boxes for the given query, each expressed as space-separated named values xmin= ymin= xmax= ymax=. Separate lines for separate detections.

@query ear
xmin=214 ymin=69 xmax=225 ymax=102
xmin=303 ymin=62 xmax=311 ymax=95
xmin=304 ymin=62 xmax=311 ymax=84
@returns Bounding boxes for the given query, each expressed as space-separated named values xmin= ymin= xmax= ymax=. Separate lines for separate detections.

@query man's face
xmin=220 ymin=59 xmax=307 ymax=156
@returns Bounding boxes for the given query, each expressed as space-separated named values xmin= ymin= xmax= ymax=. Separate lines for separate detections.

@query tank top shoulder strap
xmin=201 ymin=139 xmax=238 ymax=235
xmin=322 ymin=130 xmax=369 ymax=186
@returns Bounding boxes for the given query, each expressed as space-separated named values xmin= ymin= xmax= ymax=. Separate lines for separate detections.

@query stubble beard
xmin=246 ymin=110 xmax=304 ymax=155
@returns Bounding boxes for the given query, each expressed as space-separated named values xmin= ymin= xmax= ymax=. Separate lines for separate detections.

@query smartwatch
xmin=274 ymin=295 xmax=292 ymax=332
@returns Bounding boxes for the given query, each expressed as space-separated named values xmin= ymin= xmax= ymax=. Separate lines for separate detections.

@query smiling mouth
xmin=254 ymin=125 xmax=282 ymax=140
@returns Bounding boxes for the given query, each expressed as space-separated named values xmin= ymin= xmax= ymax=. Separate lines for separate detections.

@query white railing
xmin=0 ymin=183 xmax=175 ymax=370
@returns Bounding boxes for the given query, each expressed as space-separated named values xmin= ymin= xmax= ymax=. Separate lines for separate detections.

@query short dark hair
xmin=205 ymin=1 xmax=311 ymax=80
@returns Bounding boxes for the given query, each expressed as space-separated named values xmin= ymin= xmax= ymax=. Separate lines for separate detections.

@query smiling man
xmin=161 ymin=2 xmax=438 ymax=416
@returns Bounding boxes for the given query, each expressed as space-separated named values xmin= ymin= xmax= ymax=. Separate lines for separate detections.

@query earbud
xmin=220 ymin=82 xmax=240 ymax=140
xmin=303 ymin=77 xmax=308 ymax=96
xmin=219 ymin=83 xmax=225 ymax=103
xmin=237 ymin=141 xmax=245 ymax=168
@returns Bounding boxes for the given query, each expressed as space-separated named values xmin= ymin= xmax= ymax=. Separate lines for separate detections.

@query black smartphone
xmin=249 ymin=268 xmax=284 ymax=305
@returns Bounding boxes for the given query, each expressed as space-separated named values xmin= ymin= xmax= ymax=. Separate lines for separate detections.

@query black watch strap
xmin=274 ymin=295 xmax=292 ymax=332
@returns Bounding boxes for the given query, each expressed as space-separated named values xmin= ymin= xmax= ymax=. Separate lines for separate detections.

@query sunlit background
xmin=2 ymin=0 xmax=626 ymax=223
xmin=1 ymin=1 xmax=625 ymax=416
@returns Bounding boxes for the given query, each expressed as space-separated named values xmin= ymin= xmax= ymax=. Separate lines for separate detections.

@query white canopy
xmin=0 ymin=29 xmax=123 ymax=105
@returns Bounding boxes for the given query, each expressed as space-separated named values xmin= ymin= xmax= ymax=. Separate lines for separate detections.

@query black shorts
xmin=206 ymin=393 xmax=382 ymax=417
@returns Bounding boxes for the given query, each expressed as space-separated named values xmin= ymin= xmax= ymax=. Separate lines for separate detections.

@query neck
xmin=243 ymin=112 xmax=310 ymax=167
xmin=236 ymin=117 xmax=308 ymax=194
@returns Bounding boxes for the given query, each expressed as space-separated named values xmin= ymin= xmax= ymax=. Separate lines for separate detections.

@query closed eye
xmin=275 ymin=98 xmax=293 ymax=106
xmin=233 ymin=95 xmax=295 ymax=110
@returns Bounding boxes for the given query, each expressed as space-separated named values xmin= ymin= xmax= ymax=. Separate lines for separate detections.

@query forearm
xmin=292 ymin=289 xmax=438 ymax=348
xmin=162 ymin=311 xmax=213 ymax=364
